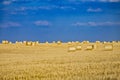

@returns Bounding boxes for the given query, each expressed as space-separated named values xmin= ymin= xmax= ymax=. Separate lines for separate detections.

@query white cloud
xmin=99 ymin=0 xmax=120 ymax=2
xmin=58 ymin=6 xmax=76 ymax=10
xmin=34 ymin=21 xmax=51 ymax=26
xmin=68 ymin=0 xmax=120 ymax=2
xmin=38 ymin=6 xmax=51 ymax=10
xmin=0 ymin=22 xmax=21 ymax=28
xmin=14 ymin=5 xmax=75 ymax=12
xmin=72 ymin=21 xmax=120 ymax=26
xmin=87 ymin=8 xmax=102 ymax=12
xmin=2 ymin=1 xmax=11 ymax=5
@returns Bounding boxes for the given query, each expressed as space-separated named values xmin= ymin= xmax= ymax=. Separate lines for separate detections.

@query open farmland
xmin=0 ymin=41 xmax=120 ymax=80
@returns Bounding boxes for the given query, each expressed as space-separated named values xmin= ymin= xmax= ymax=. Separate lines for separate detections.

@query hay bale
xmin=35 ymin=41 xmax=39 ymax=45
xmin=15 ymin=41 xmax=18 ymax=44
xmin=23 ymin=41 xmax=27 ymax=44
xmin=57 ymin=41 xmax=62 ymax=45
xmin=68 ymin=47 xmax=76 ymax=52
xmin=26 ymin=41 xmax=32 ymax=46
xmin=93 ymin=44 xmax=97 ymax=49
xmin=2 ymin=40 xmax=9 ymax=44
xmin=32 ymin=42 xmax=35 ymax=46
xmin=20 ymin=42 xmax=22 ymax=44
xmin=25 ymin=41 xmax=38 ymax=46
xmin=36 ymin=41 xmax=39 ymax=43
xmin=9 ymin=42 xmax=12 ymax=44
xmin=96 ymin=41 xmax=100 ymax=44
xmin=75 ymin=41 xmax=80 ymax=44
xmin=82 ymin=41 xmax=89 ymax=44
xmin=112 ymin=41 xmax=116 ymax=44
xmin=31 ymin=41 xmax=39 ymax=46
xmin=45 ymin=41 xmax=49 ymax=44
xmin=104 ymin=45 xmax=113 ymax=51
xmin=2 ymin=40 xmax=6 ymax=44
xmin=86 ymin=45 xmax=93 ymax=50
xmin=6 ymin=40 xmax=9 ymax=44
xmin=103 ymin=41 xmax=107 ymax=44
xmin=71 ymin=41 xmax=75 ymax=44
xmin=76 ymin=46 xmax=81 ymax=50
xmin=67 ymin=42 xmax=72 ymax=45
xmin=15 ymin=41 xmax=22 ymax=44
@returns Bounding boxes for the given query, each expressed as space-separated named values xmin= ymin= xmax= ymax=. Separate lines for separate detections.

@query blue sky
xmin=0 ymin=0 xmax=120 ymax=42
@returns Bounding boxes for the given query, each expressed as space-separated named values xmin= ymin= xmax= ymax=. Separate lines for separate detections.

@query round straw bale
xmin=68 ymin=47 xmax=76 ymax=52
xmin=57 ymin=41 xmax=62 ymax=45
xmin=76 ymin=45 xmax=81 ymax=50
xmin=104 ymin=45 xmax=113 ymax=51
xmin=86 ymin=45 xmax=93 ymax=50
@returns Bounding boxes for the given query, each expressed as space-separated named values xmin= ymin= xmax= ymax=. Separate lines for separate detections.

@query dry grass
xmin=0 ymin=43 xmax=120 ymax=80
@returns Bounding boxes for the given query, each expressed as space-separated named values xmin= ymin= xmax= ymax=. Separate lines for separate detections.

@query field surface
xmin=0 ymin=43 xmax=120 ymax=80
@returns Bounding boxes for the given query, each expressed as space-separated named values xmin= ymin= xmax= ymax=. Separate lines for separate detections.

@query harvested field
xmin=0 ymin=42 xmax=120 ymax=80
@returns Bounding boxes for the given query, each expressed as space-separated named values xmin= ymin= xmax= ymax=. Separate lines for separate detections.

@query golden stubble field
xmin=0 ymin=43 xmax=120 ymax=80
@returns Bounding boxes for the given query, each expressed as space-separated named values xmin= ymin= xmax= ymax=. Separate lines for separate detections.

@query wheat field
xmin=0 ymin=42 xmax=120 ymax=80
